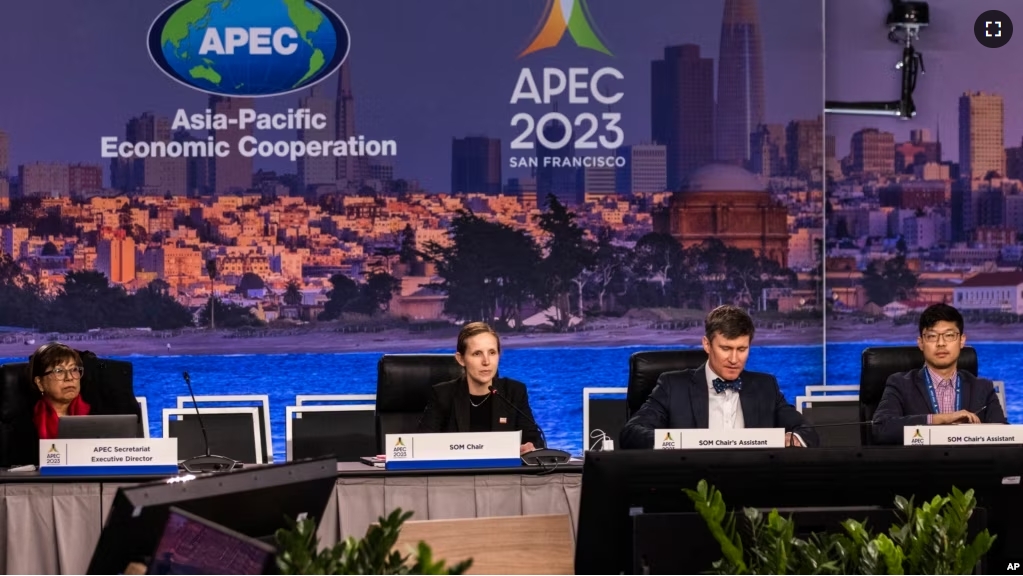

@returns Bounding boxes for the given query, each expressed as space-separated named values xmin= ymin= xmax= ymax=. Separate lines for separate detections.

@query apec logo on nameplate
xmin=904 ymin=424 xmax=1023 ymax=446
xmin=654 ymin=428 xmax=786 ymax=450
xmin=385 ymin=432 xmax=521 ymax=470
xmin=39 ymin=438 xmax=178 ymax=476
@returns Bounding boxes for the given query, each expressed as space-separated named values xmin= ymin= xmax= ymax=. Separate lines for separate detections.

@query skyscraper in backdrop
xmin=715 ymin=0 xmax=765 ymax=167
xmin=298 ymin=85 xmax=337 ymax=192
xmin=209 ymin=96 xmax=253 ymax=195
xmin=336 ymin=61 xmax=369 ymax=188
xmin=651 ymin=45 xmax=714 ymax=191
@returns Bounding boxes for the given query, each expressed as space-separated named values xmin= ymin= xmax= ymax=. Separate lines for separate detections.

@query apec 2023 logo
xmin=508 ymin=0 xmax=624 ymax=168
xmin=148 ymin=0 xmax=350 ymax=98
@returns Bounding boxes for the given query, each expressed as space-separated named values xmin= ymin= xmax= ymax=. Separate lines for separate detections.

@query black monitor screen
xmin=575 ymin=447 xmax=1022 ymax=575
xmin=88 ymin=457 xmax=336 ymax=575
xmin=148 ymin=507 xmax=276 ymax=575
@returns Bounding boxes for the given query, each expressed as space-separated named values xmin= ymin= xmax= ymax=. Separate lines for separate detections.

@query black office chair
xmin=859 ymin=345 xmax=978 ymax=446
xmin=626 ymin=350 xmax=708 ymax=419
xmin=0 ymin=362 xmax=35 ymax=467
xmin=374 ymin=354 xmax=464 ymax=453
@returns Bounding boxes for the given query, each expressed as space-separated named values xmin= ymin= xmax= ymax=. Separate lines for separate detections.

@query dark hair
xmin=29 ymin=342 xmax=82 ymax=386
xmin=705 ymin=305 xmax=755 ymax=342
xmin=456 ymin=322 xmax=501 ymax=355
xmin=918 ymin=303 xmax=964 ymax=335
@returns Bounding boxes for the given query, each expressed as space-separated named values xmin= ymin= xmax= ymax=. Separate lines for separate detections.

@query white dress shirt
xmin=706 ymin=364 xmax=744 ymax=430
xmin=704 ymin=364 xmax=804 ymax=446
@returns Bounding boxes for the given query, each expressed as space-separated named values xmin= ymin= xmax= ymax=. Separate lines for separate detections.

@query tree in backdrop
xmin=585 ymin=228 xmax=632 ymax=314
xmin=132 ymin=279 xmax=193 ymax=330
xmin=371 ymin=246 xmax=399 ymax=276
xmin=862 ymin=254 xmax=919 ymax=306
xmin=283 ymin=280 xmax=303 ymax=306
xmin=423 ymin=211 xmax=543 ymax=328
xmin=319 ymin=273 xmax=360 ymax=321
xmin=627 ymin=232 xmax=705 ymax=309
xmin=398 ymin=224 xmax=418 ymax=265
xmin=199 ymin=298 xmax=264 ymax=328
xmin=534 ymin=195 xmax=594 ymax=330
xmin=0 ymin=253 xmax=45 ymax=329
xmin=48 ymin=271 xmax=134 ymax=331
xmin=348 ymin=271 xmax=401 ymax=316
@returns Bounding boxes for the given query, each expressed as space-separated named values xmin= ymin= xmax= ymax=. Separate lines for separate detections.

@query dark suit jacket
xmin=871 ymin=368 xmax=1006 ymax=445
xmin=620 ymin=364 xmax=819 ymax=449
xmin=417 ymin=377 xmax=544 ymax=447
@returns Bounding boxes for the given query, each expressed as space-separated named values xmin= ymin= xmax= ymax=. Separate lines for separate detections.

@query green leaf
xmin=273 ymin=508 xmax=473 ymax=575
xmin=685 ymin=480 xmax=996 ymax=576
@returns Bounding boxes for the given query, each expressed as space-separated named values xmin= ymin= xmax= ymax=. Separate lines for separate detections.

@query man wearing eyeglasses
xmin=872 ymin=303 xmax=1006 ymax=445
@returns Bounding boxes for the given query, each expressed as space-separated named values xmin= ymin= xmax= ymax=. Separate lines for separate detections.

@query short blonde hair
xmin=456 ymin=322 xmax=501 ymax=355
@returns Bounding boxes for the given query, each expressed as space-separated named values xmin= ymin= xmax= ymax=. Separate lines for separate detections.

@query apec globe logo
xmin=148 ymin=0 xmax=350 ymax=98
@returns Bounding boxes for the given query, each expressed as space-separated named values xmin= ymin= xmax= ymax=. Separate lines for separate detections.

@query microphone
xmin=179 ymin=371 xmax=239 ymax=473
xmin=488 ymin=385 xmax=571 ymax=466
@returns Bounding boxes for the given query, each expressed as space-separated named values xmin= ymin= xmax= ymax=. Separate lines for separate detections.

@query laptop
xmin=147 ymin=506 xmax=277 ymax=575
xmin=56 ymin=415 xmax=139 ymax=439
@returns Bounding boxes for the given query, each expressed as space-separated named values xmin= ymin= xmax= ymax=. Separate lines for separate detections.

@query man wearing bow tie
xmin=620 ymin=305 xmax=818 ymax=449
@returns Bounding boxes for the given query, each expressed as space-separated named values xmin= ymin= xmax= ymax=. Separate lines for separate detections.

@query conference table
xmin=0 ymin=461 xmax=583 ymax=575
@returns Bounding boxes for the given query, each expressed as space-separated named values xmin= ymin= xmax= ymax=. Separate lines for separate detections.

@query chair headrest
xmin=376 ymin=354 xmax=464 ymax=413
xmin=859 ymin=345 xmax=978 ymax=406
xmin=627 ymin=349 xmax=708 ymax=417
xmin=0 ymin=362 xmax=34 ymax=423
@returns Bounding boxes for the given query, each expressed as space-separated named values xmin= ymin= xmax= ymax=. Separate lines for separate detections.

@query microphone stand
xmin=180 ymin=372 xmax=239 ymax=473
xmin=488 ymin=386 xmax=571 ymax=466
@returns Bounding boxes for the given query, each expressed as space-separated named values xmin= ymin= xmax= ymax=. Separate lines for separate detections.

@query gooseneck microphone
xmin=488 ymin=385 xmax=571 ymax=466
xmin=180 ymin=371 xmax=239 ymax=473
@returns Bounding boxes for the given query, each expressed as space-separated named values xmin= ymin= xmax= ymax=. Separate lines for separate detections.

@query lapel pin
xmin=499 ymin=417 xmax=507 ymax=424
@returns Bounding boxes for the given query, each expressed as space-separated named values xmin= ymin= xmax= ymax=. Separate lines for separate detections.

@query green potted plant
xmin=274 ymin=508 xmax=472 ymax=575
xmin=683 ymin=480 xmax=995 ymax=575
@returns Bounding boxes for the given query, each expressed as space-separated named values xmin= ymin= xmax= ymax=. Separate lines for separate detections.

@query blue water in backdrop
xmin=826 ymin=342 xmax=1023 ymax=423
xmin=2 ymin=345 xmax=824 ymax=459
xmin=8 ymin=342 xmax=1016 ymax=460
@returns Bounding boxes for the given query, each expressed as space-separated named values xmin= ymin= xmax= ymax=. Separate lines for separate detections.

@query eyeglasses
xmin=44 ymin=366 xmax=84 ymax=380
xmin=921 ymin=332 xmax=961 ymax=344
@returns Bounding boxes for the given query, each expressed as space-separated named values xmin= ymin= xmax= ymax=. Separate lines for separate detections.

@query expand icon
xmin=519 ymin=0 xmax=612 ymax=58
xmin=148 ymin=0 xmax=350 ymax=97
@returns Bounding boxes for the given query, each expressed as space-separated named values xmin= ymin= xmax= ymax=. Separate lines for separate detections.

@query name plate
xmin=385 ymin=432 xmax=521 ymax=470
xmin=39 ymin=438 xmax=178 ymax=476
xmin=654 ymin=428 xmax=786 ymax=449
xmin=904 ymin=424 xmax=1023 ymax=446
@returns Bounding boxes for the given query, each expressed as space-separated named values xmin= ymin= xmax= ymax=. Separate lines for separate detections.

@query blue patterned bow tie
xmin=712 ymin=377 xmax=742 ymax=394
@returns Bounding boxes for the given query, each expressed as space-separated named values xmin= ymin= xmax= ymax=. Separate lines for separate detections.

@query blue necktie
xmin=712 ymin=377 xmax=742 ymax=394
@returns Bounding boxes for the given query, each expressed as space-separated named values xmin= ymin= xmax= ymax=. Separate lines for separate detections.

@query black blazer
xmin=871 ymin=368 xmax=1006 ymax=445
xmin=417 ymin=377 xmax=544 ymax=447
xmin=620 ymin=364 xmax=819 ymax=449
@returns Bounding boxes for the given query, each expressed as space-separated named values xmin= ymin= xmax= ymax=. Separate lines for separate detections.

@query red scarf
xmin=33 ymin=395 xmax=91 ymax=440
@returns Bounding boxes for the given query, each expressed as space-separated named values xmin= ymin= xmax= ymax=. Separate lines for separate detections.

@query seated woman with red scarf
xmin=6 ymin=343 xmax=141 ymax=467
xmin=30 ymin=343 xmax=91 ymax=439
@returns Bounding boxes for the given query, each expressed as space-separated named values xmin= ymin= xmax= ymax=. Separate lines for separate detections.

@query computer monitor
xmin=57 ymin=414 xmax=139 ymax=439
xmin=88 ymin=457 xmax=337 ymax=575
xmin=575 ymin=447 xmax=1020 ymax=575
xmin=146 ymin=506 xmax=277 ymax=575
